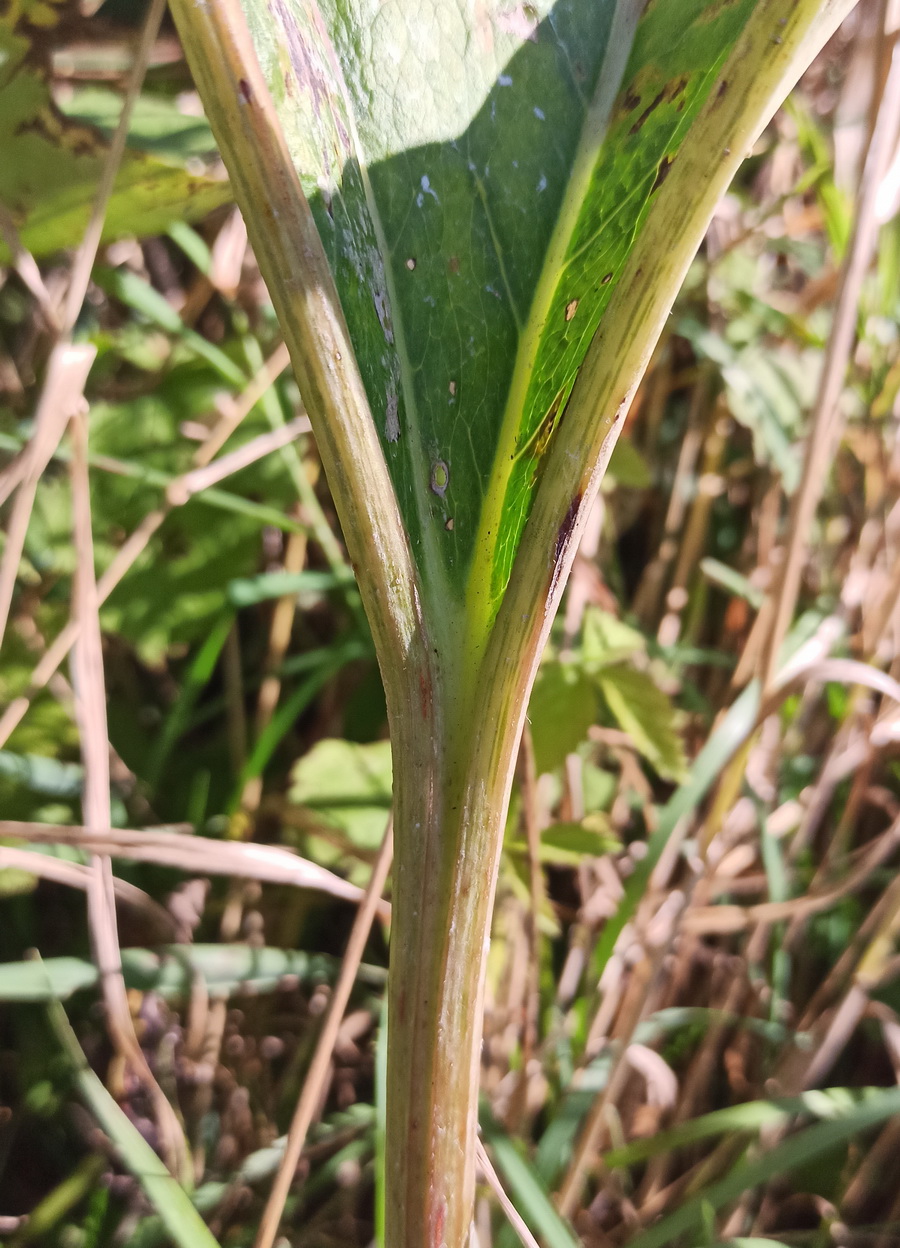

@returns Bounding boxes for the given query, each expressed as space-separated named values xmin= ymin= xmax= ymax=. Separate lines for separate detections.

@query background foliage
xmin=2 ymin=1 xmax=900 ymax=1246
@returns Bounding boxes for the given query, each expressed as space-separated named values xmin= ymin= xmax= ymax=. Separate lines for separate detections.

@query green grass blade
xmin=592 ymin=679 xmax=761 ymax=979
xmin=482 ymin=1111 xmax=581 ymax=1248
xmin=146 ymin=609 xmax=234 ymax=790
xmin=46 ymin=995 xmax=222 ymax=1248
xmin=626 ymin=1086 xmax=900 ymax=1248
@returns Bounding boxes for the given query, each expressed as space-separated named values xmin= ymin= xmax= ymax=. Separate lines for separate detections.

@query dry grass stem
xmin=253 ymin=818 xmax=394 ymax=1248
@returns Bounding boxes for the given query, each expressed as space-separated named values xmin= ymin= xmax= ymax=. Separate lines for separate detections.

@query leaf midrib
xmin=461 ymin=0 xmax=647 ymax=655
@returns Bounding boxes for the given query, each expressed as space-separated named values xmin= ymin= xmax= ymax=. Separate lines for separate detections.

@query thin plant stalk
xmin=254 ymin=818 xmax=394 ymax=1248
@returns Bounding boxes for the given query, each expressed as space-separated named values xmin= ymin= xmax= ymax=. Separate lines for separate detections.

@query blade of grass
xmin=229 ymin=643 xmax=366 ymax=812
xmin=481 ymin=1113 xmax=581 ymax=1248
xmin=45 ymin=990 xmax=221 ymax=1248
xmin=626 ymin=1086 xmax=900 ymax=1248
xmin=475 ymin=1139 xmax=542 ymax=1248
xmin=600 ymin=1090 xmax=868 ymax=1170
xmin=0 ymin=821 xmax=373 ymax=908
xmin=254 ymin=817 xmax=393 ymax=1248
xmin=70 ymin=399 xmax=187 ymax=1177
xmin=8 ymin=1155 xmax=106 ymax=1246
xmin=592 ymin=679 xmax=762 ymax=982
xmin=146 ymin=611 xmax=234 ymax=789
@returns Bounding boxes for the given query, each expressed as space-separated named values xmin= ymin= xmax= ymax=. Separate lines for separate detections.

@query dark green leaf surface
xmin=243 ymin=0 xmax=754 ymax=635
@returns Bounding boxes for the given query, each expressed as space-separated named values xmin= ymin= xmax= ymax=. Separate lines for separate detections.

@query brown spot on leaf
xmin=448 ymin=255 xmax=460 ymax=274
xmin=601 ymin=272 xmax=613 ymax=285
xmin=652 ymin=157 xmax=673 ymax=193
xmin=629 ymin=89 xmax=665 ymax=135
xmin=554 ymin=496 xmax=581 ymax=566
xmin=238 ymin=78 xmax=253 ymax=103
xmin=565 ymin=298 xmax=579 ymax=322
xmin=548 ymin=494 xmax=582 ymax=604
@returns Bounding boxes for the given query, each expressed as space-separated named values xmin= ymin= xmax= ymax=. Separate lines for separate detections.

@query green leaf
xmin=289 ymin=738 xmax=393 ymax=865
xmin=509 ymin=814 xmax=619 ymax=867
xmin=581 ymin=605 xmax=646 ymax=668
xmin=596 ymin=663 xmax=687 ymax=781
xmin=61 ymin=87 xmax=220 ymax=162
xmin=0 ymin=750 xmax=83 ymax=797
xmin=241 ymin=0 xmax=757 ymax=640
xmin=700 ymin=557 xmax=765 ymax=609
xmin=528 ymin=660 xmax=597 ymax=774
xmin=0 ymin=5 xmax=230 ymax=259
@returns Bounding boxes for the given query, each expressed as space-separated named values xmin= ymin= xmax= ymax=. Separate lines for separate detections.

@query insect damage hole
xmin=430 ymin=460 xmax=449 ymax=497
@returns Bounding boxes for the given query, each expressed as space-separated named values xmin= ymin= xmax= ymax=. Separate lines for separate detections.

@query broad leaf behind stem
xmin=241 ymin=0 xmax=754 ymax=650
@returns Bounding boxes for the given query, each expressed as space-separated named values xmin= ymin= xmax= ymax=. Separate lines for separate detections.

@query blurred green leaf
xmin=606 ymin=437 xmax=652 ymax=489
xmin=227 ymin=568 xmax=354 ymax=607
xmin=528 ymin=662 xmax=597 ymax=774
xmin=0 ymin=5 xmax=230 ymax=260
xmin=581 ymin=606 xmax=646 ymax=669
xmin=509 ymin=814 xmax=619 ymax=867
xmin=596 ymin=663 xmax=687 ymax=782
xmin=289 ymin=739 xmax=393 ymax=877
xmin=61 ymin=87 xmax=220 ymax=161
xmin=0 ymin=943 xmax=384 ymax=1002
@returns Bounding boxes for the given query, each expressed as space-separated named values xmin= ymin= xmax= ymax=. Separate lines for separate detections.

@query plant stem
xmin=387 ymin=667 xmax=526 ymax=1248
